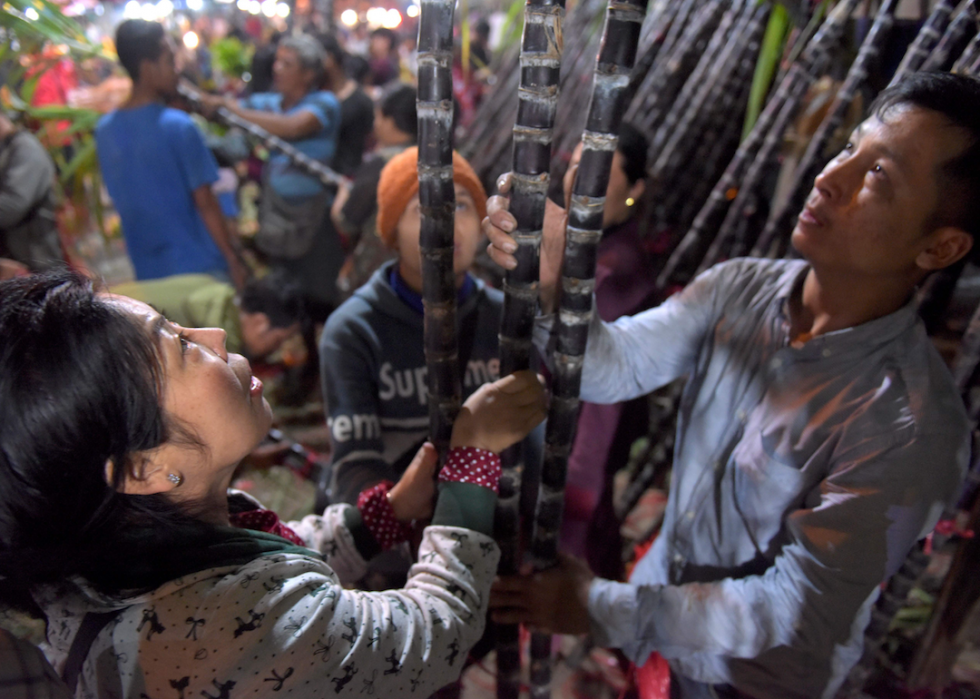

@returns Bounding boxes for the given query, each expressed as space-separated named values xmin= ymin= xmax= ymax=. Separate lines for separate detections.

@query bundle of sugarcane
xmin=752 ymin=0 xmax=899 ymax=260
xmin=920 ymin=1 xmax=979 ymax=73
xmin=952 ymin=31 xmax=980 ymax=72
xmin=628 ymin=0 xmax=724 ymax=145
xmin=656 ymin=0 xmax=859 ymax=289
xmin=890 ymin=0 xmax=958 ymax=84
xmin=176 ymin=81 xmax=348 ymax=189
xmin=649 ymin=1 xmax=767 ymax=202
xmin=696 ymin=0 xmax=866 ymax=274
xmin=529 ymin=0 xmax=649 ymax=695
xmin=494 ymin=0 xmax=566 ymax=694
xmin=416 ymin=0 xmax=460 ymax=457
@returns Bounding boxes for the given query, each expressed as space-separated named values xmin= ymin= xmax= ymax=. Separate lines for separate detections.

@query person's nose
xmin=190 ymin=327 xmax=228 ymax=362
xmin=813 ymin=153 xmax=861 ymax=206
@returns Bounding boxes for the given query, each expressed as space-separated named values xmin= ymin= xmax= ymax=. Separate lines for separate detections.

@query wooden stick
xmin=416 ymin=0 xmax=460 ymax=458
xmin=890 ymin=0 xmax=958 ymax=84
xmin=920 ymin=0 xmax=978 ymax=73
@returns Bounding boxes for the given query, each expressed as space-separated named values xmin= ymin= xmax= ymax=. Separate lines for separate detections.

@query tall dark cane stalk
xmin=529 ymin=0 xmax=649 ymax=696
xmin=495 ymin=0 xmax=565 ymax=695
xmin=952 ymin=31 xmax=980 ymax=74
xmin=752 ymin=0 xmax=898 ymax=260
xmin=890 ymin=0 xmax=958 ymax=84
xmin=416 ymin=0 xmax=459 ymax=457
xmin=920 ymin=1 xmax=978 ymax=73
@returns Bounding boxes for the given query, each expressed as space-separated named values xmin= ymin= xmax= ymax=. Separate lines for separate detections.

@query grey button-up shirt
xmin=534 ymin=258 xmax=968 ymax=699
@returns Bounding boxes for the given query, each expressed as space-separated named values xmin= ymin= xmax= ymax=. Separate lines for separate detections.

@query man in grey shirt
xmin=483 ymin=72 xmax=980 ymax=699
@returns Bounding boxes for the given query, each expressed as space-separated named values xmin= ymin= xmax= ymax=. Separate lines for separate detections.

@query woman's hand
xmin=482 ymin=172 xmax=571 ymax=314
xmin=489 ymin=553 xmax=594 ymax=634
xmin=450 ymin=370 xmax=547 ymax=453
xmin=387 ymin=442 xmax=438 ymax=522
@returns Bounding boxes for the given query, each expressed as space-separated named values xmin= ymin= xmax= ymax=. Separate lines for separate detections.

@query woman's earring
xmin=625 ymin=197 xmax=635 ymax=207
xmin=167 ymin=473 xmax=183 ymax=487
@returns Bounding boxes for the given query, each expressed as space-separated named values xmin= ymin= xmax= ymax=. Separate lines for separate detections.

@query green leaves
xmin=743 ymin=3 xmax=789 ymax=140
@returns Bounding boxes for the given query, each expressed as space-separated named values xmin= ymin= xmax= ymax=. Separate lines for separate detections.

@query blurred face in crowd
xmin=563 ymin=143 xmax=645 ymax=229
xmin=395 ymin=184 xmax=483 ymax=292
xmin=274 ymin=46 xmax=316 ymax=97
xmin=144 ymin=36 xmax=179 ymax=98
xmin=370 ymin=34 xmax=393 ymax=59
xmin=792 ymin=105 xmax=973 ymax=281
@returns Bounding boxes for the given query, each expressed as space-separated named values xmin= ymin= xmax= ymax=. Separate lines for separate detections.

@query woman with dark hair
xmin=556 ymin=123 xmax=658 ymax=579
xmin=0 ymin=271 xmax=546 ymax=697
xmin=319 ymin=34 xmax=374 ymax=178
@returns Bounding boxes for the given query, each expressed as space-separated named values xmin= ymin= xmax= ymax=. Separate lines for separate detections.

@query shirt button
xmin=771 ymin=357 xmax=783 ymax=369
xmin=685 ymin=510 xmax=695 ymax=520
xmin=673 ymin=553 xmax=684 ymax=564
xmin=736 ymin=409 xmax=747 ymax=421
xmin=821 ymin=348 xmax=832 ymax=358
xmin=713 ymin=460 xmax=722 ymax=471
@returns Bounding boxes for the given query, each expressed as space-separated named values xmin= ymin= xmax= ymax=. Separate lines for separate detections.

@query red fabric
xmin=230 ymin=508 xmax=306 ymax=546
xmin=635 ymin=652 xmax=671 ymax=699
xmin=357 ymin=480 xmax=413 ymax=550
xmin=438 ymin=447 xmax=501 ymax=493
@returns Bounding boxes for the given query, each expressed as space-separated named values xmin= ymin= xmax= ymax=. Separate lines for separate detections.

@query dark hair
xmin=0 ymin=272 xmax=212 ymax=600
xmin=379 ymin=83 xmax=418 ymax=140
xmin=240 ymin=273 xmax=304 ymax=329
xmin=871 ymin=72 xmax=980 ymax=247
xmin=617 ymin=122 xmax=648 ymax=185
xmin=115 ymin=19 xmax=165 ymax=82
xmin=318 ymin=33 xmax=347 ymax=69
xmin=371 ymin=28 xmax=398 ymax=52
xmin=474 ymin=19 xmax=491 ymax=39
xmin=346 ymin=55 xmax=370 ymax=84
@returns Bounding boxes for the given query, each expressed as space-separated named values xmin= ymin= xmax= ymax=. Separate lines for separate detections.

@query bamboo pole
xmin=752 ymin=0 xmax=899 ymax=260
xmin=952 ymin=31 xmax=980 ymax=73
xmin=529 ymin=1 xmax=649 ymax=696
xmin=416 ymin=0 xmax=460 ymax=458
xmin=494 ymin=1 xmax=566 ymax=695
xmin=655 ymin=0 xmax=859 ymax=288
xmin=920 ymin=1 xmax=978 ymax=73
xmin=890 ymin=0 xmax=958 ymax=84
xmin=177 ymin=82 xmax=348 ymax=189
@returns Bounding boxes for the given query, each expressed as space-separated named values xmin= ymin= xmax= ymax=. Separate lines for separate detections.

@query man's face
xmin=145 ymin=37 xmax=178 ymax=98
xmin=792 ymin=105 xmax=969 ymax=279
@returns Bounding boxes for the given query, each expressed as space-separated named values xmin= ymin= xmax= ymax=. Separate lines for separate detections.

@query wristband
xmin=356 ymin=480 xmax=414 ymax=551
xmin=438 ymin=447 xmax=501 ymax=493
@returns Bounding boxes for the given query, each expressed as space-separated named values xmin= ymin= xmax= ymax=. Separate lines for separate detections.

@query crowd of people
xmin=2 ymin=8 xmax=980 ymax=699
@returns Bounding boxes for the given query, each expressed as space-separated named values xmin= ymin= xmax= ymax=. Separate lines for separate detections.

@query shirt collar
xmin=389 ymin=266 xmax=475 ymax=315
xmin=774 ymin=263 xmax=919 ymax=362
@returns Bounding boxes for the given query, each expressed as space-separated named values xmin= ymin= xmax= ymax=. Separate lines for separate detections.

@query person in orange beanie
xmin=318 ymin=146 xmax=541 ymax=590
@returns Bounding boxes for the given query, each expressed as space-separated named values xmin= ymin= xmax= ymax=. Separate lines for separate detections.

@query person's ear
xmin=105 ymin=452 xmax=182 ymax=496
xmin=916 ymin=227 xmax=973 ymax=272
xmin=627 ymin=178 xmax=645 ymax=207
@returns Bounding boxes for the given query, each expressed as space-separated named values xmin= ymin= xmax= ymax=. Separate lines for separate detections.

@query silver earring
xmin=167 ymin=473 xmax=183 ymax=486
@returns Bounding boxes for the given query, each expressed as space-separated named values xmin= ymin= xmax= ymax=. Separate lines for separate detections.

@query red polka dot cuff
xmin=438 ymin=447 xmax=502 ymax=493
xmin=357 ymin=480 xmax=414 ymax=551
xmin=230 ymin=508 xmax=306 ymax=547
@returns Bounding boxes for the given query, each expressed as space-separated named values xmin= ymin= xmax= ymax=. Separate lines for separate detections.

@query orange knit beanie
xmin=376 ymin=147 xmax=488 ymax=248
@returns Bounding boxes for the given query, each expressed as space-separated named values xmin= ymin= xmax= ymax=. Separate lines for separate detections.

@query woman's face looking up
xmin=101 ymin=295 xmax=272 ymax=509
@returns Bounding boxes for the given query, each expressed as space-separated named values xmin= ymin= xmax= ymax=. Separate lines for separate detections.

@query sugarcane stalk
xmin=177 ymin=81 xmax=348 ymax=189
xmin=656 ymin=0 xmax=858 ymax=288
xmin=650 ymin=1 xmax=766 ymax=189
xmin=416 ymin=0 xmax=459 ymax=457
xmin=752 ymin=0 xmax=899 ymax=259
xmin=529 ymin=1 xmax=649 ymax=696
xmin=920 ymin=1 xmax=978 ymax=73
xmin=494 ymin=1 xmax=566 ymax=695
xmin=890 ymin=0 xmax=958 ymax=84
xmin=952 ymin=31 xmax=980 ymax=73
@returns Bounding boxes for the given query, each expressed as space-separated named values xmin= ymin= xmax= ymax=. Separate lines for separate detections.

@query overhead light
xmin=140 ymin=2 xmax=159 ymax=20
xmin=261 ymin=0 xmax=276 ymax=16
xmin=276 ymin=2 xmax=289 ymax=16
xmin=365 ymin=6 xmax=385 ymax=26
xmin=247 ymin=0 xmax=260 ymax=13
xmin=382 ymin=8 xmax=401 ymax=28
xmin=186 ymin=0 xmax=203 ymax=10
xmin=156 ymin=0 xmax=174 ymax=16
xmin=236 ymin=0 xmax=247 ymax=8
xmin=406 ymin=4 xmax=418 ymax=17
xmin=124 ymin=0 xmax=141 ymax=17
xmin=340 ymin=8 xmax=357 ymax=25
xmin=24 ymin=7 xmax=39 ymax=19
xmin=183 ymin=30 xmax=199 ymax=48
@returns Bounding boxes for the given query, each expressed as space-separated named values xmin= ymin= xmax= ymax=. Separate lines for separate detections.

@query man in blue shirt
xmin=484 ymin=73 xmax=980 ymax=698
xmin=96 ymin=20 xmax=247 ymax=288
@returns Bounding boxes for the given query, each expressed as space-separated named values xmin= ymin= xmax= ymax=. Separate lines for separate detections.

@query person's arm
xmin=0 ymin=133 xmax=55 ymax=229
xmin=334 ymin=157 xmax=386 ymax=239
xmin=531 ymin=259 xmax=732 ymax=406
xmin=493 ymin=426 xmax=968 ymax=665
xmin=204 ymin=93 xmax=330 ymax=140
xmin=192 ymin=185 xmax=248 ymax=290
